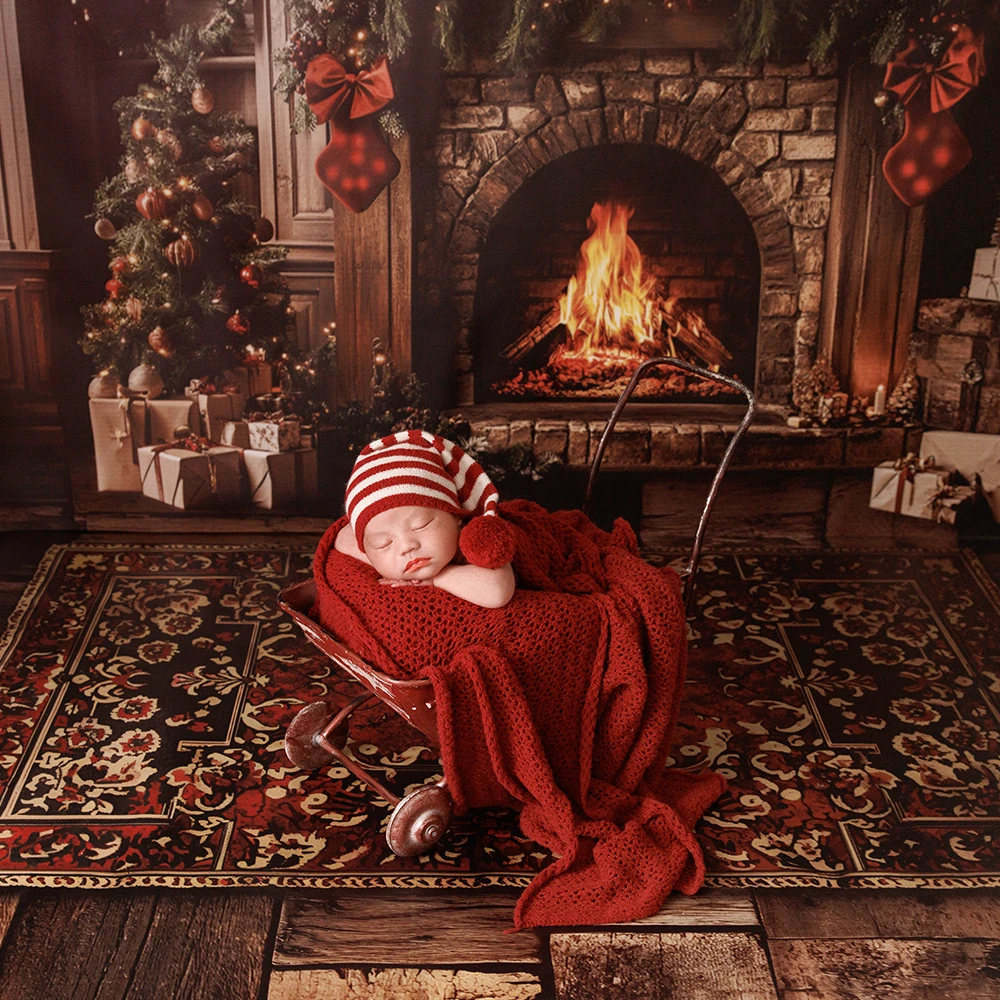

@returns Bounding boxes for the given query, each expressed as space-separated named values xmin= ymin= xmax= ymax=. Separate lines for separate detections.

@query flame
xmin=554 ymin=202 xmax=661 ymax=361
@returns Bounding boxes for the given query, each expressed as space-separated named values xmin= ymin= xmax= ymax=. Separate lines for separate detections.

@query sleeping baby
xmin=333 ymin=430 xmax=517 ymax=609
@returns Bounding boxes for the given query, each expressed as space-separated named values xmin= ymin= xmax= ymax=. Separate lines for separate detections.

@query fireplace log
xmin=658 ymin=306 xmax=732 ymax=369
xmin=503 ymin=304 xmax=564 ymax=361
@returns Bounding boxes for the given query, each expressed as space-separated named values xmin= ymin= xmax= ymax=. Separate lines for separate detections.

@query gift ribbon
xmin=871 ymin=453 xmax=937 ymax=514
xmin=111 ymin=397 xmax=151 ymax=466
xmin=972 ymin=251 xmax=1000 ymax=300
xmin=884 ymin=26 xmax=985 ymax=113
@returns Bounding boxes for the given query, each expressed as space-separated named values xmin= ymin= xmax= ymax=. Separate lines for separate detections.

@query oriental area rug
xmin=1 ymin=541 xmax=998 ymax=890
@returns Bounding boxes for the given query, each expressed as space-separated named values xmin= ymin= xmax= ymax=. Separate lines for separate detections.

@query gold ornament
xmin=873 ymin=90 xmax=890 ymax=109
xmin=124 ymin=158 xmax=145 ymax=183
xmin=131 ymin=116 xmax=156 ymax=141
xmin=207 ymin=136 xmax=225 ymax=155
xmin=124 ymin=297 xmax=143 ymax=322
xmin=156 ymin=129 xmax=183 ymax=162
xmin=94 ymin=218 xmax=116 ymax=240
xmin=254 ymin=216 xmax=274 ymax=242
xmin=192 ymin=193 xmax=214 ymax=221
xmin=191 ymin=87 xmax=215 ymax=114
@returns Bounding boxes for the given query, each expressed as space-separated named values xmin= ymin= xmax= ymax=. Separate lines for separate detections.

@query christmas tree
xmin=82 ymin=0 xmax=297 ymax=399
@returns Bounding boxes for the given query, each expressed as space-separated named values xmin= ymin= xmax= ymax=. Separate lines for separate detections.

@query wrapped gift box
xmin=90 ymin=398 xmax=147 ymax=491
xmin=138 ymin=445 xmax=242 ymax=509
xmin=244 ymin=447 xmax=317 ymax=508
xmin=870 ymin=458 xmax=950 ymax=519
xmin=247 ymin=417 xmax=301 ymax=452
xmin=246 ymin=361 xmax=273 ymax=396
xmin=920 ymin=430 xmax=1000 ymax=523
xmin=198 ymin=392 xmax=246 ymax=444
xmin=220 ymin=367 xmax=250 ymax=398
xmin=969 ymin=248 xmax=1000 ymax=302
xmin=147 ymin=398 xmax=199 ymax=444
xmin=220 ymin=420 xmax=250 ymax=449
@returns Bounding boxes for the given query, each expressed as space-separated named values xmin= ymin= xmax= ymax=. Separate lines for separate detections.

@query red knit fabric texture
xmin=312 ymin=500 xmax=726 ymax=929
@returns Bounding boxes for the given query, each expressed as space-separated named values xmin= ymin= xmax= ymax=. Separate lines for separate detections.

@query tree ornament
xmin=156 ymin=129 xmax=183 ymax=162
xmin=240 ymin=263 xmax=264 ymax=288
xmin=881 ymin=27 xmax=984 ymax=207
xmin=105 ymin=278 xmax=124 ymax=299
xmin=305 ymin=54 xmax=400 ymax=213
xmin=131 ymin=117 xmax=157 ymax=141
xmin=95 ymin=218 xmax=117 ymax=240
xmin=136 ymin=187 xmax=169 ymax=220
xmin=110 ymin=256 xmax=131 ymax=275
xmin=164 ymin=236 xmax=196 ymax=267
xmin=124 ymin=297 xmax=143 ymax=322
xmin=147 ymin=326 xmax=175 ymax=358
xmin=207 ymin=136 xmax=226 ymax=154
xmin=191 ymin=193 xmax=214 ymax=221
xmin=124 ymin=158 xmax=145 ymax=183
xmin=254 ymin=216 xmax=274 ymax=242
xmin=873 ymin=89 xmax=890 ymax=108
xmin=88 ymin=372 xmax=120 ymax=399
xmin=226 ymin=311 xmax=249 ymax=335
xmin=191 ymin=86 xmax=215 ymax=114
xmin=128 ymin=363 xmax=165 ymax=398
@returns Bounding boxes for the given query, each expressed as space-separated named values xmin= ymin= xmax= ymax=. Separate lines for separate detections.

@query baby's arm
xmin=333 ymin=522 xmax=371 ymax=565
xmin=431 ymin=562 xmax=515 ymax=609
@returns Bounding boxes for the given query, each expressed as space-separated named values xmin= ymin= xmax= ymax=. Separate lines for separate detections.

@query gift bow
xmin=305 ymin=54 xmax=394 ymax=124
xmin=924 ymin=479 xmax=976 ymax=524
xmin=884 ymin=26 xmax=986 ymax=113
xmin=142 ymin=434 xmax=224 ymax=505
xmin=893 ymin=452 xmax=936 ymax=474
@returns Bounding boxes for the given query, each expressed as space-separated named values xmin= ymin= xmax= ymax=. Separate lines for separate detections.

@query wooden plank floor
xmin=1 ymin=532 xmax=999 ymax=999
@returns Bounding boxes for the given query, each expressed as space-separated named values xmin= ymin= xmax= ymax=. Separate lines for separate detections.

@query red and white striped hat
xmin=345 ymin=430 xmax=516 ymax=568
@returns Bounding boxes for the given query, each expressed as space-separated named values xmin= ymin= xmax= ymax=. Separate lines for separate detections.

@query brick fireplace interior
xmin=471 ymin=143 xmax=759 ymax=403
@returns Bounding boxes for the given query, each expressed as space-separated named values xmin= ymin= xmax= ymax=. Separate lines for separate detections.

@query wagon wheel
xmin=284 ymin=700 xmax=349 ymax=770
xmin=385 ymin=784 xmax=453 ymax=857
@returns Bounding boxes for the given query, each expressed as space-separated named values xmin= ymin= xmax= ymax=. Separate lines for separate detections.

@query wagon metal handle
xmin=583 ymin=357 xmax=756 ymax=611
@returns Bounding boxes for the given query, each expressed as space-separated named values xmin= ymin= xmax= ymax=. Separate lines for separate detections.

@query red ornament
xmin=148 ymin=326 xmax=175 ymax=358
xmin=192 ymin=193 xmax=214 ymax=221
xmin=164 ymin=236 xmax=196 ymax=267
xmin=881 ymin=27 xmax=984 ymax=206
xmin=136 ymin=188 xmax=169 ymax=220
xmin=110 ymin=256 xmax=131 ymax=275
xmin=305 ymin=55 xmax=400 ymax=213
xmin=207 ymin=136 xmax=226 ymax=154
xmin=105 ymin=278 xmax=124 ymax=299
xmin=240 ymin=263 xmax=264 ymax=288
xmin=226 ymin=311 xmax=249 ymax=335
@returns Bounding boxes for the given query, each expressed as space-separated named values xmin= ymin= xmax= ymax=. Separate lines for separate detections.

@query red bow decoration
xmin=305 ymin=54 xmax=401 ymax=213
xmin=884 ymin=26 xmax=985 ymax=112
xmin=306 ymin=54 xmax=395 ymax=123
xmin=881 ymin=26 xmax=986 ymax=208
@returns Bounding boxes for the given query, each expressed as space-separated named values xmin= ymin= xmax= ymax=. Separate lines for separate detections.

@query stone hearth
xmin=418 ymin=50 xmax=839 ymax=407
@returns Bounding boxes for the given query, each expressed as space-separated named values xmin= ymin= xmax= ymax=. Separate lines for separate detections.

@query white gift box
xmin=147 ymin=398 xmax=199 ymax=444
xmin=220 ymin=420 xmax=250 ymax=449
xmin=968 ymin=247 xmax=1000 ymax=302
xmin=247 ymin=418 xmax=301 ymax=452
xmin=90 ymin=398 xmax=145 ymax=491
xmin=869 ymin=461 xmax=949 ymax=519
xmin=197 ymin=392 xmax=246 ymax=444
xmin=244 ymin=447 xmax=317 ymax=508
xmin=137 ymin=445 xmax=242 ymax=509
xmin=920 ymin=430 xmax=1000 ymax=523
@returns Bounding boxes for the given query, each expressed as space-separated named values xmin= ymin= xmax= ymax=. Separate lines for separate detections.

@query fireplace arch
xmin=470 ymin=144 xmax=761 ymax=402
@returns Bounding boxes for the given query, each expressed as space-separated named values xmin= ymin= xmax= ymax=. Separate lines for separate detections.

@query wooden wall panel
xmin=820 ymin=62 xmax=925 ymax=401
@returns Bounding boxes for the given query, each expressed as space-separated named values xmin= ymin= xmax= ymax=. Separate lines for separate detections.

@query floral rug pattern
xmin=0 ymin=543 xmax=998 ymax=888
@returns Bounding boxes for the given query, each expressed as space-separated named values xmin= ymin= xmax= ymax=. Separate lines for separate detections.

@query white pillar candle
xmin=873 ymin=384 xmax=886 ymax=415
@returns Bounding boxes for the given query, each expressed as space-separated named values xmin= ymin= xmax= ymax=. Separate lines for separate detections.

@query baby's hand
xmin=379 ymin=578 xmax=433 ymax=588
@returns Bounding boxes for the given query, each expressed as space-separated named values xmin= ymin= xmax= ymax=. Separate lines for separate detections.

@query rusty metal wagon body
xmin=279 ymin=358 xmax=755 ymax=857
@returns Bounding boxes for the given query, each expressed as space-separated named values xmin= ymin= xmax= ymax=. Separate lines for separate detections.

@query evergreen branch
xmin=381 ymin=0 xmax=411 ymax=60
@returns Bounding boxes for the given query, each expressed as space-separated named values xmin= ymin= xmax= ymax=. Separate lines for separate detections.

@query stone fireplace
xmin=417 ymin=50 xmax=839 ymax=409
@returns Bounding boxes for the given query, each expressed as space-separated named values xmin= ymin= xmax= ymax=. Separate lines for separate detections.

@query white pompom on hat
xmin=345 ymin=430 xmax=516 ymax=569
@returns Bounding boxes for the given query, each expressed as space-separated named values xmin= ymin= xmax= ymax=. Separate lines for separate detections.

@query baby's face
xmin=362 ymin=505 xmax=461 ymax=581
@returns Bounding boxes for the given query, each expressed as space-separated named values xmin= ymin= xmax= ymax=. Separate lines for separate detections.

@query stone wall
xmin=417 ymin=50 xmax=839 ymax=407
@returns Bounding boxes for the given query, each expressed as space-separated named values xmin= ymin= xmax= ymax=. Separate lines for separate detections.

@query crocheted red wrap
xmin=312 ymin=500 xmax=726 ymax=929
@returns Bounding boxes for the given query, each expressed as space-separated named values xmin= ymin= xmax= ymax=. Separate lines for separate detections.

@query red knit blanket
xmin=312 ymin=500 xmax=726 ymax=929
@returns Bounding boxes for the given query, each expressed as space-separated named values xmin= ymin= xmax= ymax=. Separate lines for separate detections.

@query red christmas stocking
xmin=315 ymin=117 xmax=401 ymax=213
xmin=882 ymin=94 xmax=972 ymax=207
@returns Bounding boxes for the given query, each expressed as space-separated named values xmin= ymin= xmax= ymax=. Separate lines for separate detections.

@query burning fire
xmin=554 ymin=202 xmax=659 ymax=360
xmin=497 ymin=199 xmax=734 ymax=399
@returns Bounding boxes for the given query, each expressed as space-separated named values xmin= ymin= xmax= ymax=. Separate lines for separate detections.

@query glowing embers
xmin=496 ymin=201 xmax=736 ymax=399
